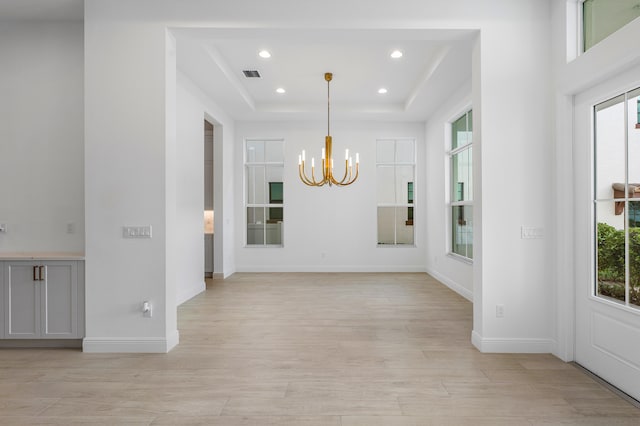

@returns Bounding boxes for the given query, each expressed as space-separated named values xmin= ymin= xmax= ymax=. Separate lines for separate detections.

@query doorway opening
xmin=204 ymin=119 xmax=214 ymax=278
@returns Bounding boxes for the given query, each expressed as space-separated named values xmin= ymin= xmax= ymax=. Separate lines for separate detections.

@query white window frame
xmin=244 ymin=138 xmax=284 ymax=247
xmin=376 ymin=138 xmax=416 ymax=247
xmin=448 ymin=110 xmax=473 ymax=262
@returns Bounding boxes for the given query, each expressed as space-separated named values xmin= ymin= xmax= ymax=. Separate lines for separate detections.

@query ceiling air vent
xmin=243 ymin=70 xmax=261 ymax=78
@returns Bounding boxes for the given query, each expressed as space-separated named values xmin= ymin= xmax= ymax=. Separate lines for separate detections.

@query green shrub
xmin=597 ymin=222 xmax=624 ymax=283
xmin=597 ymin=222 xmax=640 ymax=299
xmin=599 ymin=281 xmax=640 ymax=306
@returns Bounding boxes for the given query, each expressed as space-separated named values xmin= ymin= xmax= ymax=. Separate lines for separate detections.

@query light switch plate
xmin=123 ymin=225 xmax=152 ymax=238
xmin=521 ymin=226 xmax=543 ymax=239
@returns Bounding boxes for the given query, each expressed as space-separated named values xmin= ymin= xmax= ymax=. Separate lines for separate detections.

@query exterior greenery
xmin=596 ymin=222 xmax=640 ymax=305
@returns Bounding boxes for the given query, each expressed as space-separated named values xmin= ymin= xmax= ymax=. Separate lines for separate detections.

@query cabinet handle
xmin=33 ymin=266 xmax=38 ymax=281
xmin=39 ymin=265 xmax=45 ymax=281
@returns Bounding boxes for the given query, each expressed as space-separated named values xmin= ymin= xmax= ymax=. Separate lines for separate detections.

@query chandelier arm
xmin=349 ymin=164 xmax=360 ymax=184
xmin=336 ymin=166 xmax=359 ymax=186
xmin=299 ymin=161 xmax=328 ymax=187
xmin=310 ymin=163 xmax=321 ymax=186
xmin=336 ymin=163 xmax=359 ymax=186
xmin=332 ymin=159 xmax=351 ymax=185
xmin=299 ymin=163 xmax=317 ymax=186
xmin=298 ymin=167 xmax=312 ymax=186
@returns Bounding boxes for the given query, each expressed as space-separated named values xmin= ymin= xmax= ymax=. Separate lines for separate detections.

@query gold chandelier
xmin=298 ymin=72 xmax=359 ymax=186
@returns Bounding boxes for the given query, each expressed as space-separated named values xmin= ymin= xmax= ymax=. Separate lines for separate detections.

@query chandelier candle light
xmin=298 ymin=72 xmax=359 ymax=186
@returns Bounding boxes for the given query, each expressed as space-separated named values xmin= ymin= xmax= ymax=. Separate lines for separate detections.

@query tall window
xmin=245 ymin=139 xmax=284 ymax=246
xmin=450 ymin=110 xmax=473 ymax=259
xmin=377 ymin=138 xmax=415 ymax=245
xmin=583 ymin=0 xmax=640 ymax=51
xmin=594 ymin=87 xmax=640 ymax=309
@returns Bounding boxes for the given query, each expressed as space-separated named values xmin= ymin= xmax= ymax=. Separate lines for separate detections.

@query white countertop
xmin=0 ymin=252 xmax=85 ymax=261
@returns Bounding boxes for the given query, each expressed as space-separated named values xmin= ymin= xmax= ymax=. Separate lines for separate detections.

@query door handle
xmin=33 ymin=266 xmax=38 ymax=281
xmin=39 ymin=265 xmax=45 ymax=281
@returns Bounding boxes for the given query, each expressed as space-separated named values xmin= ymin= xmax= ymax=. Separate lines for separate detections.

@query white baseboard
xmin=212 ymin=272 xmax=224 ymax=279
xmin=177 ymin=280 xmax=206 ymax=305
xmin=83 ymin=330 xmax=179 ymax=353
xmin=472 ymin=330 xmax=553 ymax=353
xmin=425 ymin=267 xmax=473 ymax=301
xmin=234 ymin=265 xmax=428 ymax=273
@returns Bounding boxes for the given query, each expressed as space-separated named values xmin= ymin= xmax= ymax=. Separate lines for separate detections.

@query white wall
xmin=234 ymin=120 xmax=427 ymax=272
xmin=84 ymin=14 xmax=179 ymax=352
xmin=470 ymin=13 xmax=554 ymax=353
xmin=425 ymin=82 xmax=473 ymax=300
xmin=0 ymin=21 xmax=84 ymax=253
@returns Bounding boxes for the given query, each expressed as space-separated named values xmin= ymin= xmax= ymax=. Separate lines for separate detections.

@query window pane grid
xmin=245 ymin=139 xmax=284 ymax=247
xmin=449 ymin=109 xmax=473 ymax=260
xmin=594 ymin=87 xmax=640 ymax=309
xmin=376 ymin=138 xmax=415 ymax=246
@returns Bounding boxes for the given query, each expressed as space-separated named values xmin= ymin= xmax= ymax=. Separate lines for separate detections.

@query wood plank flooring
xmin=1 ymin=272 xmax=638 ymax=425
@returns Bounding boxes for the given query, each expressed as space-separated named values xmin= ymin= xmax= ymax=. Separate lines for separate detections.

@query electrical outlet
xmin=496 ymin=304 xmax=505 ymax=318
xmin=66 ymin=222 xmax=76 ymax=234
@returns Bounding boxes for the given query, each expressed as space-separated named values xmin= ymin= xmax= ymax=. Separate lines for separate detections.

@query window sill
xmin=447 ymin=252 xmax=473 ymax=265
xmin=377 ymin=244 xmax=417 ymax=248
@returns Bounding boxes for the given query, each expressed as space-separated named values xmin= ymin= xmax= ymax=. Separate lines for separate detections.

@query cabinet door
xmin=41 ymin=262 xmax=78 ymax=338
xmin=4 ymin=262 xmax=41 ymax=338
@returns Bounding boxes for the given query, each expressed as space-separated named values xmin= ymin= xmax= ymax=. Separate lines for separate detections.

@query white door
xmin=575 ymin=70 xmax=640 ymax=402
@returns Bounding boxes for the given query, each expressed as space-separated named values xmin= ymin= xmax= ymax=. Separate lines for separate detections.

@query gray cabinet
xmin=2 ymin=260 xmax=84 ymax=339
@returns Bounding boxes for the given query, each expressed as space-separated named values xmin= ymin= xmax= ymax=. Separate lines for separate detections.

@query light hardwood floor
xmin=0 ymin=273 xmax=638 ymax=425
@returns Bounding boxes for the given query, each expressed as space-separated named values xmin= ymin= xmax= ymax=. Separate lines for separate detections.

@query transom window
xmin=583 ymin=0 xmax=640 ymax=52
xmin=245 ymin=139 xmax=284 ymax=246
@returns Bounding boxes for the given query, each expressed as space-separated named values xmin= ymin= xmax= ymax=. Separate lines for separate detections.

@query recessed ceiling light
xmin=276 ymin=87 xmax=286 ymax=94
xmin=390 ymin=50 xmax=403 ymax=59
xmin=258 ymin=50 xmax=271 ymax=59
xmin=378 ymin=88 xmax=388 ymax=94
